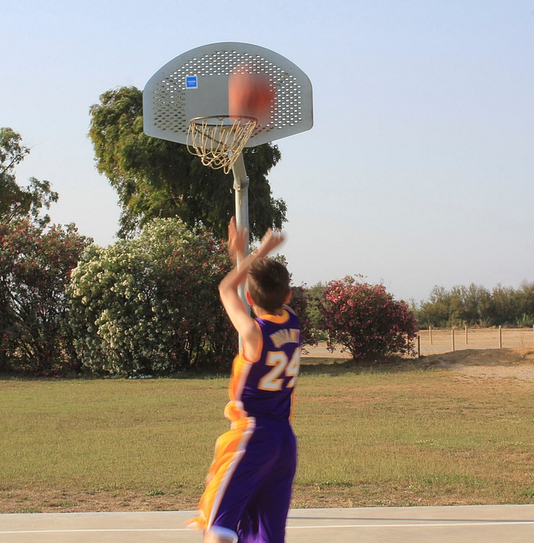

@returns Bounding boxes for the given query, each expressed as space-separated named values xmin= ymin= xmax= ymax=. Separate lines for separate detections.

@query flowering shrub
xmin=318 ymin=275 xmax=419 ymax=360
xmin=0 ymin=220 xmax=91 ymax=376
xmin=67 ymin=218 xmax=235 ymax=376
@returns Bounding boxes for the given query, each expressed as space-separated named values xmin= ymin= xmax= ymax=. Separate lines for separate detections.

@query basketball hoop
xmin=145 ymin=43 xmax=313 ymax=348
xmin=186 ymin=116 xmax=257 ymax=174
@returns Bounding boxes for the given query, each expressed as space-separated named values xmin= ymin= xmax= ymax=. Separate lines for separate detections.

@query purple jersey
xmin=224 ymin=308 xmax=301 ymax=424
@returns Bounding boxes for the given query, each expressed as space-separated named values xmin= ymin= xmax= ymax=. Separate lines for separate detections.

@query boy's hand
xmin=219 ymin=220 xmax=286 ymax=361
xmin=259 ymin=228 xmax=285 ymax=255
xmin=228 ymin=216 xmax=248 ymax=263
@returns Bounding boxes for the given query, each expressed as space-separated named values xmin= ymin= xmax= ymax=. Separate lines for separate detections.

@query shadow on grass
xmin=4 ymin=351 xmax=493 ymax=381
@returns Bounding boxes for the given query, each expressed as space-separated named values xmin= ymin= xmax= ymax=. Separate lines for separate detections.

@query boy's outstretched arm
xmin=219 ymin=217 xmax=284 ymax=358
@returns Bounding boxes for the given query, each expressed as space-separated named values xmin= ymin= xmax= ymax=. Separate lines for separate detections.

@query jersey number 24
xmin=258 ymin=348 xmax=301 ymax=391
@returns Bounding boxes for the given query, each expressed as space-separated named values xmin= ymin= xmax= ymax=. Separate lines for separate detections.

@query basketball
xmin=228 ymin=70 xmax=274 ymax=126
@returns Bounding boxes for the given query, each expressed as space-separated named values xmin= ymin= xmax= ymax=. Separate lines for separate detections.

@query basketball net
xmin=186 ymin=116 xmax=257 ymax=174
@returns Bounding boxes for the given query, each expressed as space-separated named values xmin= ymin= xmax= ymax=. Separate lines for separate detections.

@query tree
xmin=517 ymin=281 xmax=534 ymax=326
xmin=417 ymin=285 xmax=451 ymax=327
xmin=67 ymin=218 xmax=235 ymax=376
xmin=0 ymin=220 xmax=91 ymax=376
xmin=88 ymin=86 xmax=286 ymax=240
xmin=459 ymin=284 xmax=494 ymax=325
xmin=492 ymin=284 xmax=519 ymax=326
xmin=287 ymin=285 xmax=319 ymax=350
xmin=318 ymin=276 xmax=419 ymax=360
xmin=303 ymin=282 xmax=327 ymax=339
xmin=416 ymin=282 xmax=534 ymax=327
xmin=0 ymin=127 xmax=58 ymax=227
xmin=0 ymin=128 xmax=87 ymax=376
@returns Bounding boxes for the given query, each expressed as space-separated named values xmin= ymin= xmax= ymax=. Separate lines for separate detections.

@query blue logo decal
xmin=186 ymin=76 xmax=198 ymax=89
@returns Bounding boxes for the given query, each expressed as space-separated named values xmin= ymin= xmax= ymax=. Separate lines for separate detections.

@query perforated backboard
xmin=143 ymin=42 xmax=313 ymax=148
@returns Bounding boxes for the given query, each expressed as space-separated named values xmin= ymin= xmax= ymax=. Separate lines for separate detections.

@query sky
xmin=2 ymin=0 xmax=533 ymax=304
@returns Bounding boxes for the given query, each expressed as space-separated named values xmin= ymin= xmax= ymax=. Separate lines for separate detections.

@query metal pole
xmin=232 ymin=153 xmax=250 ymax=350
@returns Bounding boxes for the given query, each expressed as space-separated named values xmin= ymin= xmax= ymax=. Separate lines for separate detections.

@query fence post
xmin=465 ymin=325 xmax=468 ymax=345
xmin=499 ymin=326 xmax=502 ymax=349
xmin=429 ymin=326 xmax=433 ymax=345
xmin=451 ymin=328 xmax=455 ymax=352
xmin=417 ymin=335 xmax=421 ymax=358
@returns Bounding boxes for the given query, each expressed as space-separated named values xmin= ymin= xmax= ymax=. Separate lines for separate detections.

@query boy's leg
xmin=204 ymin=527 xmax=238 ymax=543
xmin=204 ymin=420 xmax=296 ymax=543
xmin=209 ymin=420 xmax=291 ymax=542
xmin=209 ymin=428 xmax=278 ymax=531
xmin=237 ymin=423 xmax=297 ymax=543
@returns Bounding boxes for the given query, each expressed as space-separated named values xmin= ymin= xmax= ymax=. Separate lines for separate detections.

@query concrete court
xmin=1 ymin=505 xmax=534 ymax=543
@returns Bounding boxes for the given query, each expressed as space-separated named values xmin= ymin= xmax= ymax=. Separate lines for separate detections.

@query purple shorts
xmin=210 ymin=417 xmax=297 ymax=543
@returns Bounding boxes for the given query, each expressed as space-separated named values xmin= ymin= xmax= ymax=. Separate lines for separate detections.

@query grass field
xmin=1 ymin=349 xmax=534 ymax=513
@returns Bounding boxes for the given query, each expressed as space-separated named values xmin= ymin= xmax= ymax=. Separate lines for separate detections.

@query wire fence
xmin=416 ymin=326 xmax=534 ymax=356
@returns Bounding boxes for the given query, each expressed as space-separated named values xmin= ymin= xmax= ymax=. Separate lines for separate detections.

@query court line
xmin=2 ymin=520 xmax=534 ymax=534
xmin=0 ymin=529 xmax=182 ymax=535
xmin=288 ymin=521 xmax=534 ymax=529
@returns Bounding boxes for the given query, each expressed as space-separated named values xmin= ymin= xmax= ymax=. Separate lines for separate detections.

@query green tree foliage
xmin=267 ymin=254 xmax=318 ymax=349
xmin=0 ymin=220 xmax=91 ymax=376
xmin=0 ymin=128 xmax=87 ymax=376
xmin=0 ymin=127 xmax=58 ymax=227
xmin=417 ymin=284 xmax=493 ymax=327
xmin=416 ymin=282 xmax=534 ymax=327
xmin=287 ymin=285 xmax=318 ymax=350
xmin=318 ymin=276 xmax=419 ymax=360
xmin=517 ymin=281 xmax=534 ymax=325
xmin=302 ymin=282 xmax=327 ymax=340
xmin=88 ymin=86 xmax=286 ymax=240
xmin=67 ymin=218 xmax=235 ymax=376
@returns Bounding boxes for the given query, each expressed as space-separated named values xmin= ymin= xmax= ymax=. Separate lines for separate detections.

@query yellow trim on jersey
xmin=259 ymin=309 xmax=290 ymax=325
xmin=224 ymin=352 xmax=253 ymax=422
xmin=186 ymin=416 xmax=256 ymax=531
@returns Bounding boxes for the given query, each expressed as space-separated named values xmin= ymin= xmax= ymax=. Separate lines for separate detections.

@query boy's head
xmin=246 ymin=258 xmax=291 ymax=314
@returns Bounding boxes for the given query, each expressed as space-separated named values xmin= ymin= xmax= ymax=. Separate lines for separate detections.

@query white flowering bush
xmin=67 ymin=219 xmax=234 ymax=376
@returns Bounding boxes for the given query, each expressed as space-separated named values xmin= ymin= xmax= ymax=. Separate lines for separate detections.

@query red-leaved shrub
xmin=0 ymin=220 xmax=91 ymax=376
xmin=319 ymin=275 xmax=418 ymax=360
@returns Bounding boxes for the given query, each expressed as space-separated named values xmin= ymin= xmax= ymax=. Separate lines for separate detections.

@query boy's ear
xmin=284 ymin=290 xmax=293 ymax=304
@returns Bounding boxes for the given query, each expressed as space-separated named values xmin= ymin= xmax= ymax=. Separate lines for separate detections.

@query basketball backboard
xmin=143 ymin=42 xmax=313 ymax=148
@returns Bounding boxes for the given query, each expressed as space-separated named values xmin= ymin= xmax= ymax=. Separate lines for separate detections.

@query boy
xmin=187 ymin=217 xmax=301 ymax=543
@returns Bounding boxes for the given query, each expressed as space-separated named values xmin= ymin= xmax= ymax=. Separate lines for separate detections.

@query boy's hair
xmin=247 ymin=258 xmax=291 ymax=313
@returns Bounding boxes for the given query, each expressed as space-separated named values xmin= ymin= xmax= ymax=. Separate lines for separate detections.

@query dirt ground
xmin=307 ymin=328 xmax=534 ymax=358
xmin=417 ymin=327 xmax=534 ymax=354
xmin=305 ymin=328 xmax=534 ymax=381
xmin=422 ymin=347 xmax=534 ymax=380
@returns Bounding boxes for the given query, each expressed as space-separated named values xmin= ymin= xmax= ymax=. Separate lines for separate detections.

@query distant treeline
xmin=414 ymin=282 xmax=534 ymax=328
